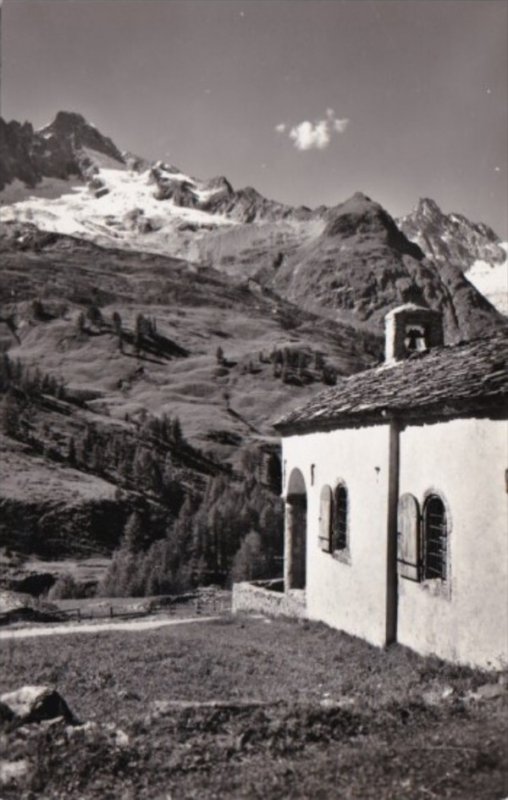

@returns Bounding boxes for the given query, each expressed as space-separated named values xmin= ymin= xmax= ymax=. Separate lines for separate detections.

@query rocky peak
xmin=398 ymin=197 xmax=506 ymax=272
xmin=324 ymin=193 xmax=424 ymax=260
xmin=415 ymin=197 xmax=442 ymax=220
xmin=38 ymin=111 xmax=124 ymax=164
xmin=0 ymin=111 xmax=124 ymax=192
xmin=203 ymin=175 xmax=234 ymax=195
xmin=41 ymin=110 xmax=90 ymax=135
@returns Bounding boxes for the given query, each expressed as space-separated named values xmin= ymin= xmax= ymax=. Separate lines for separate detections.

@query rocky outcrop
xmin=0 ymin=590 xmax=64 ymax=623
xmin=0 ymin=686 xmax=79 ymax=725
xmin=0 ymin=120 xmax=43 ymax=188
xmin=201 ymin=185 xmax=313 ymax=223
xmin=0 ymin=111 xmax=124 ymax=191
xmin=149 ymin=162 xmax=311 ymax=223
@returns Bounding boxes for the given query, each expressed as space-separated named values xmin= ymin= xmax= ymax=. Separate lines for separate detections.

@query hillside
xmin=0 ymin=224 xmax=381 ymax=440
xmin=0 ymin=111 xmax=505 ymax=567
xmin=0 ymin=221 xmax=380 ymax=562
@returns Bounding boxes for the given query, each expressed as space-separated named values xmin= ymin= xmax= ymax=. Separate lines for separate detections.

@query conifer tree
xmin=68 ymin=436 xmax=76 ymax=466
xmin=112 ymin=311 xmax=123 ymax=351
xmin=171 ymin=416 xmax=183 ymax=444
xmin=122 ymin=510 xmax=145 ymax=553
xmin=87 ymin=304 xmax=104 ymax=329
xmin=231 ymin=531 xmax=268 ymax=582
xmin=31 ymin=299 xmax=45 ymax=320
xmin=0 ymin=391 xmax=20 ymax=438
xmin=112 ymin=311 xmax=122 ymax=336
xmin=77 ymin=311 xmax=86 ymax=334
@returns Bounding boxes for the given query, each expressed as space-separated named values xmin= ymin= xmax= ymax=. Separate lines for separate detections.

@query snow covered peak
xmin=398 ymin=201 xmax=507 ymax=314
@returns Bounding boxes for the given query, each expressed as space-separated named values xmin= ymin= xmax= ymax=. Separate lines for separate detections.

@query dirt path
xmin=0 ymin=615 xmax=222 ymax=640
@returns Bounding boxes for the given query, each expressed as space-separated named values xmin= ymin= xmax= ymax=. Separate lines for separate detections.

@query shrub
xmin=231 ymin=531 xmax=269 ymax=583
xmin=48 ymin=573 xmax=84 ymax=600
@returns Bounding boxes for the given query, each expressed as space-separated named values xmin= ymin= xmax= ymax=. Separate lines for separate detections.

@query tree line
xmin=0 ymin=352 xmax=284 ymax=594
xmin=100 ymin=463 xmax=283 ymax=597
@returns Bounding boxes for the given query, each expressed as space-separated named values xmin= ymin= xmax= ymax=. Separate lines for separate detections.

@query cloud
xmin=333 ymin=117 xmax=350 ymax=134
xmin=289 ymin=120 xmax=330 ymax=150
xmin=280 ymin=109 xmax=349 ymax=151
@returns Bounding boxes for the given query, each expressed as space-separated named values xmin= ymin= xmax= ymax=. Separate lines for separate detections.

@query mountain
xmin=1 ymin=112 xmax=504 ymax=338
xmin=0 ymin=111 xmax=124 ymax=190
xmin=398 ymin=198 xmax=508 ymax=314
xmin=0 ymin=112 xmax=506 ymax=564
xmin=268 ymin=191 xmax=505 ymax=340
xmin=0 ymin=112 xmax=318 ymax=264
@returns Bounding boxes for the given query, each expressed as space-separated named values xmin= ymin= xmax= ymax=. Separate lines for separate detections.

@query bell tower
xmin=384 ymin=304 xmax=444 ymax=364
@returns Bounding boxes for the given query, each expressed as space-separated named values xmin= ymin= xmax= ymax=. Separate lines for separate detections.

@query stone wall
xmin=232 ymin=580 xmax=306 ymax=619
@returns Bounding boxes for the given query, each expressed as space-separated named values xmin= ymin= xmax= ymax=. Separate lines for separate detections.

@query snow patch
xmin=0 ymin=177 xmax=84 ymax=204
xmin=0 ymin=165 xmax=236 ymax=258
xmin=466 ymin=242 xmax=508 ymax=315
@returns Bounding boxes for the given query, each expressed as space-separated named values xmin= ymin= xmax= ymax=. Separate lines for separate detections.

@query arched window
xmin=332 ymin=484 xmax=348 ymax=551
xmin=286 ymin=468 xmax=307 ymax=590
xmin=423 ymin=495 xmax=448 ymax=580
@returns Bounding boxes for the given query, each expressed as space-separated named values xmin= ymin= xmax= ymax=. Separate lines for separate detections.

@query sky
xmin=2 ymin=0 xmax=507 ymax=236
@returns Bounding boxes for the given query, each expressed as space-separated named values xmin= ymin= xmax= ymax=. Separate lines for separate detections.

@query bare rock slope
xmin=398 ymin=198 xmax=507 ymax=314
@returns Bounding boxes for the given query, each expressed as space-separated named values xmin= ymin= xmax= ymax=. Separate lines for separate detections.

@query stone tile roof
xmin=274 ymin=332 xmax=508 ymax=434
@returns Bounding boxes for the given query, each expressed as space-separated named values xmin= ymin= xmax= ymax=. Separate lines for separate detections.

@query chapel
xmin=274 ymin=305 xmax=508 ymax=669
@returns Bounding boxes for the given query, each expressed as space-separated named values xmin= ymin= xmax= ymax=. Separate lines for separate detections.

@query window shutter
xmin=318 ymin=485 xmax=332 ymax=552
xmin=397 ymin=493 xmax=421 ymax=581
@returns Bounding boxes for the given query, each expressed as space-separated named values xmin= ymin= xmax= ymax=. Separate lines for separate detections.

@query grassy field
xmin=1 ymin=230 xmax=381 ymax=451
xmin=0 ymin=614 xmax=506 ymax=799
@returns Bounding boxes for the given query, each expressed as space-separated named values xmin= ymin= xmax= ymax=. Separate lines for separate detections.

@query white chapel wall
xmin=282 ymin=424 xmax=391 ymax=648
xmin=397 ymin=417 xmax=508 ymax=669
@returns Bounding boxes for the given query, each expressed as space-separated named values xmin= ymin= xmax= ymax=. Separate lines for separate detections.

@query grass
xmin=0 ymin=227 xmax=382 ymax=562
xmin=0 ymin=614 xmax=506 ymax=799
xmin=0 ymin=435 xmax=117 ymax=505
xmin=0 ymin=228 xmax=381 ymax=455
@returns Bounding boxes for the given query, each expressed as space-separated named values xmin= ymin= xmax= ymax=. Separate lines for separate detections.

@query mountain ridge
xmin=0 ymin=111 xmax=505 ymax=338
xmin=0 ymin=111 xmax=506 ymax=567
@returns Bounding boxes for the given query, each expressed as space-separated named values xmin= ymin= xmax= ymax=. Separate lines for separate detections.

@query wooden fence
xmin=59 ymin=591 xmax=231 ymax=623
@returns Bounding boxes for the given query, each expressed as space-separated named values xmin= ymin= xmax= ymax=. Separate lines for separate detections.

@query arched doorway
xmin=285 ymin=468 xmax=307 ymax=590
